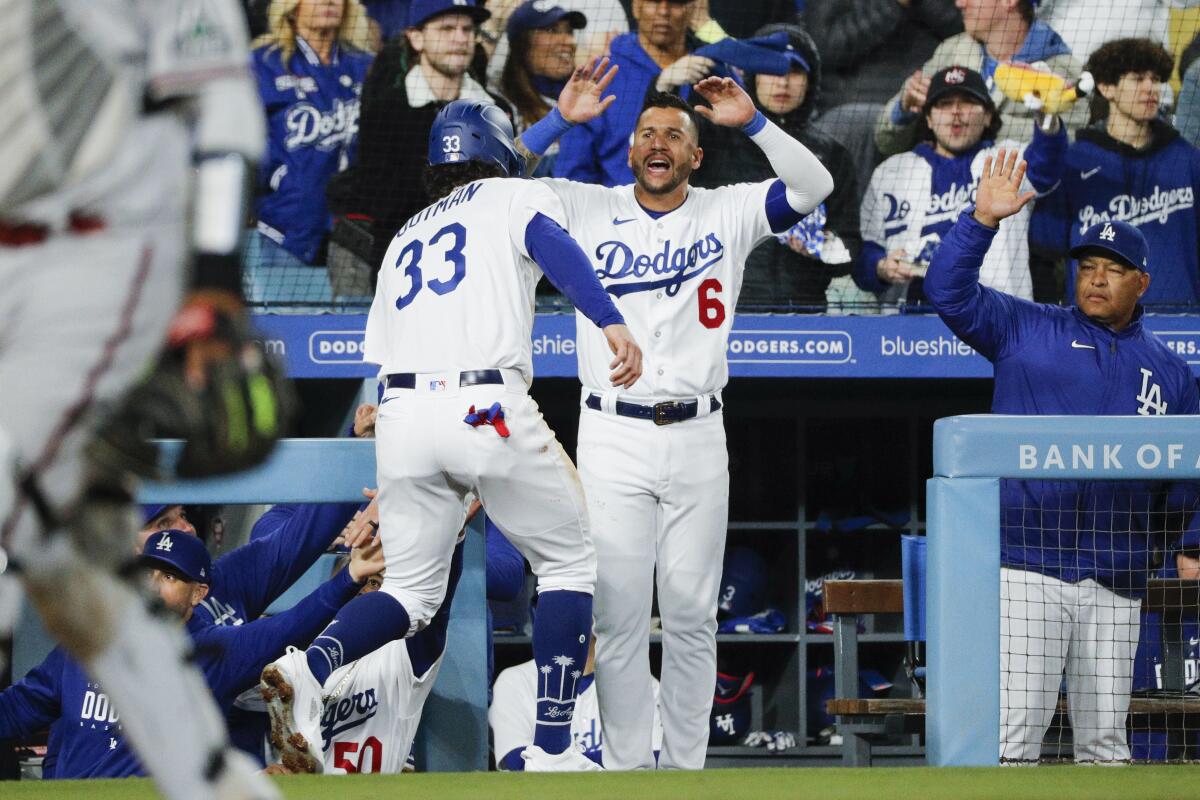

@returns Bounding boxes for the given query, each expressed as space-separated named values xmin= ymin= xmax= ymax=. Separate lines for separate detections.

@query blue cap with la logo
xmin=141 ymin=530 xmax=211 ymax=584
xmin=1070 ymin=220 xmax=1149 ymax=272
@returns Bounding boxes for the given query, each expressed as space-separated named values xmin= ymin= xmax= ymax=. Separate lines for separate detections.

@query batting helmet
xmin=428 ymin=101 xmax=523 ymax=177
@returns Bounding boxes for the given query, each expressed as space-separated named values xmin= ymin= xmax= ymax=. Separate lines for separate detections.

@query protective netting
xmin=238 ymin=1 xmax=1200 ymax=314
xmin=999 ymin=478 xmax=1200 ymax=763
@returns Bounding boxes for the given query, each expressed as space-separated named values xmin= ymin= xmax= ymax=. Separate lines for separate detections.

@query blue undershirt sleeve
xmin=525 ymin=212 xmax=624 ymax=329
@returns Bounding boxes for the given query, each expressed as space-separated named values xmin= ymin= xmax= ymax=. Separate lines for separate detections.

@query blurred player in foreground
xmin=925 ymin=150 xmax=1199 ymax=763
xmin=260 ymin=98 xmax=642 ymax=773
xmin=0 ymin=2 xmax=287 ymax=796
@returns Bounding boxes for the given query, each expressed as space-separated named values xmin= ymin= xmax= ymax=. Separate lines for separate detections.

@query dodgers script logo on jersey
xmin=284 ymin=97 xmax=360 ymax=153
xmin=321 ymin=688 xmax=380 ymax=751
xmin=1077 ymin=186 xmax=1195 ymax=234
xmin=593 ymin=234 xmax=725 ymax=297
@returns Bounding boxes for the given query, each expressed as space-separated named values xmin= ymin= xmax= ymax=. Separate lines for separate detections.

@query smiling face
xmin=525 ymin=20 xmax=577 ymax=81
xmin=926 ymin=92 xmax=993 ymax=155
xmin=627 ymin=105 xmax=702 ymax=195
xmin=1074 ymin=251 xmax=1149 ymax=330
xmin=755 ymin=70 xmax=808 ymax=116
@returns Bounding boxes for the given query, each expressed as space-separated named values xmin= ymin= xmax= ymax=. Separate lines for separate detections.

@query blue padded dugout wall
xmin=140 ymin=438 xmax=488 ymax=772
xmin=927 ymin=415 xmax=1200 ymax=767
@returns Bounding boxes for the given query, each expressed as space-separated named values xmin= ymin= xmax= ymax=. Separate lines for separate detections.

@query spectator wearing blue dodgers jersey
xmin=520 ymin=69 xmax=832 ymax=769
xmin=250 ymin=0 xmax=375 ymax=266
xmin=925 ymin=150 xmax=1200 ymax=764
xmin=553 ymin=0 xmax=742 ymax=186
xmin=0 ymin=531 xmax=380 ymax=779
xmin=1031 ymin=38 xmax=1200 ymax=308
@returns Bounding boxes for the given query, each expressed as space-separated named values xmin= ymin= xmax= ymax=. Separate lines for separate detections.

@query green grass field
xmin=3 ymin=767 xmax=1198 ymax=800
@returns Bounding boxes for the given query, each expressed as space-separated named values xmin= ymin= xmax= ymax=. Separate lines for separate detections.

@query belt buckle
xmin=653 ymin=401 xmax=679 ymax=426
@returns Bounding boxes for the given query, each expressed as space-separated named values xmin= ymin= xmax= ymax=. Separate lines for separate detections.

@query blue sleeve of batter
xmin=764 ymin=179 xmax=805 ymax=233
xmin=525 ymin=213 xmax=625 ymax=329
xmin=408 ymin=538 xmax=465 ymax=678
xmin=219 ymin=502 xmax=359 ymax=620
xmin=486 ymin=517 xmax=525 ymax=602
xmin=195 ymin=568 xmax=360 ymax=708
xmin=0 ymin=647 xmax=65 ymax=738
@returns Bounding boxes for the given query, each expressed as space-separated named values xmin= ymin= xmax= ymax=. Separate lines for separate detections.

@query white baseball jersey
xmin=489 ymin=659 xmax=663 ymax=767
xmin=319 ymin=641 xmax=441 ymax=774
xmin=541 ymin=179 xmax=778 ymax=398
xmin=861 ymin=139 xmax=1037 ymax=302
xmin=365 ymin=177 xmax=571 ymax=384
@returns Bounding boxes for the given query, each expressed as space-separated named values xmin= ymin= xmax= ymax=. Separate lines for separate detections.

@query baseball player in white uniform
xmin=0 ymin=1 xmax=279 ymax=797
xmin=491 ymin=636 xmax=664 ymax=769
xmin=261 ymin=99 xmax=642 ymax=773
xmin=518 ymin=63 xmax=834 ymax=769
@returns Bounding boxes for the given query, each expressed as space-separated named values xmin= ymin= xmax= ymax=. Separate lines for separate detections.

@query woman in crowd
xmin=499 ymin=1 xmax=588 ymax=177
xmin=248 ymin=0 xmax=375 ymax=300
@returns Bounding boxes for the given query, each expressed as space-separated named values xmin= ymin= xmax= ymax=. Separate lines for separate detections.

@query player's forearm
xmin=518 ymin=108 xmax=574 ymax=159
xmin=1024 ymin=121 xmax=1068 ymax=196
xmin=526 ymin=213 xmax=625 ymax=329
xmin=744 ymin=113 xmax=834 ymax=215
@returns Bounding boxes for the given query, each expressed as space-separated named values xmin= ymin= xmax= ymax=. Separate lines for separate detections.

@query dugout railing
xmin=926 ymin=415 xmax=1200 ymax=767
xmin=139 ymin=439 xmax=489 ymax=772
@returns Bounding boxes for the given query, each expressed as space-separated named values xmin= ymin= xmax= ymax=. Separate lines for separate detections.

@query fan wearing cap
xmin=925 ymin=150 xmax=1199 ymax=764
xmin=856 ymin=65 xmax=1066 ymax=309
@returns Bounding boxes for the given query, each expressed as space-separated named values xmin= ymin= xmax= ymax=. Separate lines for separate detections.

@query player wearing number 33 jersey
xmin=260 ymin=100 xmax=643 ymax=775
xmin=519 ymin=62 xmax=834 ymax=769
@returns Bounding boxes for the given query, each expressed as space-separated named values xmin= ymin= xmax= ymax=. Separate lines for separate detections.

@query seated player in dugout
xmin=0 ymin=530 xmax=381 ymax=779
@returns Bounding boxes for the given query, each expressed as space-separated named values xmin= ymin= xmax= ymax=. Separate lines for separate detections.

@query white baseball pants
xmin=578 ymin=406 xmax=728 ymax=770
xmin=1000 ymin=568 xmax=1141 ymax=763
xmin=374 ymin=372 xmax=596 ymax=630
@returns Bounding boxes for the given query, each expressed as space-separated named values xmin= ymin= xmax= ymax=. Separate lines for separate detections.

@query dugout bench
xmin=823 ymin=577 xmax=1200 ymax=767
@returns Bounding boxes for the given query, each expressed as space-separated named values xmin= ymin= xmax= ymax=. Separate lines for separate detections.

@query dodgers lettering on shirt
xmin=541 ymin=179 xmax=777 ymax=399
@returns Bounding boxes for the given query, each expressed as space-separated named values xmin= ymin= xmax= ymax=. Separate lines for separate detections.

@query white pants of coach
xmin=1000 ymin=568 xmax=1141 ymax=763
xmin=578 ymin=400 xmax=728 ymax=770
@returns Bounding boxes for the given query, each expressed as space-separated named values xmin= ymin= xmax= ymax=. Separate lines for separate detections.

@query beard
xmin=632 ymin=158 xmax=691 ymax=195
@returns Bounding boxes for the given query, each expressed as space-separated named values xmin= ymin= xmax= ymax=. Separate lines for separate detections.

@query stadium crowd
xmin=4 ymin=0 xmax=1200 ymax=783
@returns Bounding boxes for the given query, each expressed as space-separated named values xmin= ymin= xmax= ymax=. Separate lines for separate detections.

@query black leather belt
xmin=386 ymin=369 xmax=505 ymax=389
xmin=585 ymin=393 xmax=721 ymax=425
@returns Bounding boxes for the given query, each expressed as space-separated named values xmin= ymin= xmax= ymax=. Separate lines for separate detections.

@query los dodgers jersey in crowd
xmin=320 ymin=641 xmax=440 ymax=774
xmin=490 ymin=659 xmax=663 ymax=768
xmin=926 ymin=211 xmax=1200 ymax=597
xmin=365 ymin=178 xmax=570 ymax=383
xmin=251 ymin=37 xmax=371 ymax=264
xmin=1033 ymin=122 xmax=1200 ymax=306
xmin=541 ymin=178 xmax=782 ymax=398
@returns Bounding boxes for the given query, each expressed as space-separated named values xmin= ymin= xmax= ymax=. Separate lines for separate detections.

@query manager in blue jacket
xmin=925 ymin=150 xmax=1200 ymax=764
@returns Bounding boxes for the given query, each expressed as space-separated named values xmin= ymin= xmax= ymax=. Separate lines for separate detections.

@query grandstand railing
xmin=927 ymin=415 xmax=1200 ymax=766
xmin=139 ymin=439 xmax=488 ymax=772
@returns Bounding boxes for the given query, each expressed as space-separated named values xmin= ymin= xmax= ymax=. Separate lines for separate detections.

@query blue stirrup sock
xmin=531 ymin=589 xmax=593 ymax=754
xmin=305 ymin=591 xmax=411 ymax=685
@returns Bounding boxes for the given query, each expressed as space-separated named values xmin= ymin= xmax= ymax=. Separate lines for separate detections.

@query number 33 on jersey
xmin=541 ymin=179 xmax=784 ymax=398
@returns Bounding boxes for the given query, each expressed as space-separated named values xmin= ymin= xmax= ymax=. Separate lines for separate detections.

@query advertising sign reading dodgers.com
xmin=254 ymin=314 xmax=1200 ymax=380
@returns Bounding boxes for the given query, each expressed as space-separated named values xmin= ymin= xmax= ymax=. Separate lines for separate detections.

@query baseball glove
xmin=90 ymin=295 xmax=294 ymax=480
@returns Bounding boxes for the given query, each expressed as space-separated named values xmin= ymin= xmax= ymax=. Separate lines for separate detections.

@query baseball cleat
xmin=260 ymin=647 xmax=325 ymax=774
xmin=521 ymin=744 xmax=603 ymax=772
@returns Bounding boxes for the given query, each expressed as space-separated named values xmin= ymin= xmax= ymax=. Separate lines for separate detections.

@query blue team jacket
xmin=1031 ymin=121 xmax=1200 ymax=307
xmin=552 ymin=32 xmax=740 ymax=187
xmin=926 ymin=210 xmax=1200 ymax=597
xmin=0 ymin=569 xmax=360 ymax=779
xmin=252 ymin=38 xmax=372 ymax=264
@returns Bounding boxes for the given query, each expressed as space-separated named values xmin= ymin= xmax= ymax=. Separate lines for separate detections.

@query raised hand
xmin=972 ymin=148 xmax=1036 ymax=229
xmin=656 ymin=54 xmax=715 ymax=92
xmin=693 ymin=77 xmax=757 ymax=128
xmin=558 ymin=56 xmax=619 ymax=124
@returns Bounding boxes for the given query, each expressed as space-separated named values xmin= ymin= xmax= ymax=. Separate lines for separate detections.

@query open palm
xmin=558 ymin=57 xmax=618 ymax=124
xmin=974 ymin=148 xmax=1036 ymax=228
xmin=693 ymin=77 xmax=756 ymax=127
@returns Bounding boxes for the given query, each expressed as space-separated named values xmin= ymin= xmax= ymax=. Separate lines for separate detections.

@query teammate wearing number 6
xmin=518 ymin=60 xmax=834 ymax=769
